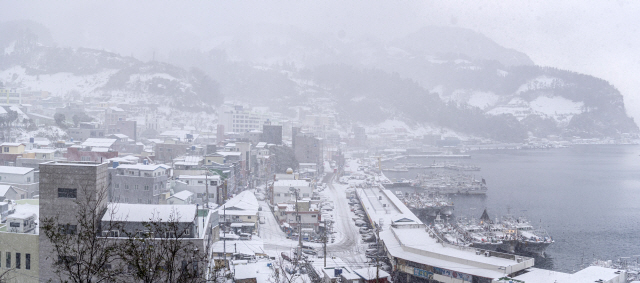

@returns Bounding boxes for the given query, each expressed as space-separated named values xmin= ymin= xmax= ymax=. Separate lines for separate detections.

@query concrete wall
xmin=0 ymin=232 xmax=39 ymax=283
xmin=109 ymin=169 xmax=168 ymax=204
xmin=38 ymin=162 xmax=108 ymax=282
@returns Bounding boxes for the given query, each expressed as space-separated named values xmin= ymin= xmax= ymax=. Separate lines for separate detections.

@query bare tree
xmin=269 ymin=252 xmax=308 ymax=283
xmin=115 ymin=209 xmax=208 ymax=283
xmin=40 ymin=185 xmax=123 ymax=283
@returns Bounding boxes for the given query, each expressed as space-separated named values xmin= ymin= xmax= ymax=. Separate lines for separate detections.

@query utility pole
xmin=223 ymin=205 xmax=227 ymax=267
xmin=205 ymin=172 xmax=210 ymax=208
xmin=289 ymin=187 xmax=302 ymax=263
xmin=322 ymin=220 xmax=327 ymax=267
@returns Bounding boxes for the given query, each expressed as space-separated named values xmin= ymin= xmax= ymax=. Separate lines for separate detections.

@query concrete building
xmin=353 ymin=126 xmax=367 ymax=147
xmin=174 ymin=175 xmax=221 ymax=205
xmin=67 ymin=122 xmax=106 ymax=141
xmin=271 ymin=179 xmax=312 ymax=205
xmin=0 ymin=202 xmax=40 ymax=283
xmin=293 ymin=132 xmax=323 ymax=166
xmin=109 ymin=163 xmax=171 ymax=204
xmin=166 ymin=190 xmax=194 ymax=204
xmin=216 ymin=190 xmax=259 ymax=235
xmin=66 ymin=145 xmax=118 ymax=163
xmin=218 ymin=106 xmax=268 ymax=134
xmin=38 ymin=161 xmax=109 ymax=282
xmin=274 ymin=201 xmax=321 ymax=234
xmin=154 ymin=141 xmax=191 ymax=163
xmin=0 ymin=88 xmax=21 ymax=105
xmin=262 ymin=124 xmax=282 ymax=145
xmin=100 ymin=203 xmax=220 ymax=280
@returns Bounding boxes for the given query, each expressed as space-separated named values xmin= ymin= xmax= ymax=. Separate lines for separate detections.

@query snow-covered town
xmin=3 ymin=2 xmax=640 ymax=283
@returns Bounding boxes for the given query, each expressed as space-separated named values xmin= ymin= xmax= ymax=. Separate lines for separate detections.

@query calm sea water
xmin=383 ymin=145 xmax=640 ymax=272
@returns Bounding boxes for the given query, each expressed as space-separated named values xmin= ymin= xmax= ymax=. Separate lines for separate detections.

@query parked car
xmin=359 ymin=227 xmax=371 ymax=234
xmin=281 ymin=252 xmax=291 ymax=262
xmin=355 ymin=220 xmax=367 ymax=226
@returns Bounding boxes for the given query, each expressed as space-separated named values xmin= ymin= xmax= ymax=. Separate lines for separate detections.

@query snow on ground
xmin=0 ymin=66 xmax=118 ymax=95
xmin=4 ymin=41 xmax=15 ymax=55
xmin=530 ymin=96 xmax=584 ymax=117
xmin=467 ymin=91 xmax=500 ymax=110
xmin=497 ymin=69 xmax=508 ymax=77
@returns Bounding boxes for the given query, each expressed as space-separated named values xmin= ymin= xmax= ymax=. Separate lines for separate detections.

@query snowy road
xmin=260 ymin=169 xmax=369 ymax=268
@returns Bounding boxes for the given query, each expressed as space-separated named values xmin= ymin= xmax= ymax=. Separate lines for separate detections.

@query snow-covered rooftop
xmin=81 ymin=138 xmax=117 ymax=148
xmin=170 ymin=190 xmax=194 ymax=201
xmin=116 ymin=164 xmax=170 ymax=171
xmin=218 ymin=190 xmax=259 ymax=212
xmin=0 ymin=166 xmax=34 ymax=175
xmin=273 ymin=180 xmax=311 ymax=187
xmin=511 ymin=266 xmax=625 ymax=282
xmin=102 ymin=203 xmax=197 ymax=223
xmin=177 ymin=175 xmax=221 ymax=180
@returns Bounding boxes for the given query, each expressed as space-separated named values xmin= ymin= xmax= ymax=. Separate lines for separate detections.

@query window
xmin=144 ymin=185 xmax=149 ymax=191
xmin=147 ymin=199 xmax=152 ymax=204
xmin=134 ymin=185 xmax=139 ymax=190
xmin=248 ymin=216 xmax=251 ymax=219
xmin=27 ymin=177 xmax=31 ymax=182
xmin=312 ymin=215 xmax=317 ymax=218
xmin=9 ymin=222 xmax=20 ymax=227
xmin=6 ymin=252 xmax=10 ymax=268
xmin=125 ymin=185 xmax=129 ymax=190
xmin=25 ymin=254 xmax=30 ymax=270
xmin=115 ymin=183 xmax=120 ymax=189
xmin=154 ymin=184 xmax=158 ymax=190
xmin=184 ymin=229 xmax=190 ymax=236
xmin=197 ymin=181 xmax=203 ymax=184
xmin=210 ymin=181 xmax=216 ymax=186
xmin=16 ymin=253 xmax=20 ymax=269
xmin=58 ymin=188 xmax=77 ymax=198
xmin=138 ymin=198 xmax=142 ymax=203
xmin=58 ymin=255 xmax=77 ymax=265
xmin=81 ymin=156 xmax=92 ymax=161
xmin=59 ymin=224 xmax=77 ymax=235
xmin=101 ymin=230 xmax=119 ymax=237
xmin=3 ymin=147 xmax=8 ymax=152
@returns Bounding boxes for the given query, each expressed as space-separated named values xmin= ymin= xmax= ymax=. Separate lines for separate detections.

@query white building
xmin=174 ymin=175 xmax=221 ymax=205
xmin=271 ymin=179 xmax=313 ymax=205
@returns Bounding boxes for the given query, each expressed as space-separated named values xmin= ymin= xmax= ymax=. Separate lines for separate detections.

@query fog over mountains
xmin=1 ymin=20 xmax=637 ymax=142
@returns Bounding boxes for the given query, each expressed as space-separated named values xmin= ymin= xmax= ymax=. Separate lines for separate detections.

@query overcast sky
xmin=3 ymin=1 xmax=640 ymax=121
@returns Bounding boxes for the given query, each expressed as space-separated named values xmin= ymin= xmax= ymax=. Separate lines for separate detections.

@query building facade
xmin=109 ymin=163 xmax=171 ymax=204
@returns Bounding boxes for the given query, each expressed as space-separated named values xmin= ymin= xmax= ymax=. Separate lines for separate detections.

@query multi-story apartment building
xmin=0 ymin=204 xmax=39 ymax=283
xmin=109 ymin=163 xmax=171 ymax=204
xmin=271 ymin=179 xmax=313 ymax=205
xmin=0 ymin=88 xmax=21 ymax=105
xmin=218 ymin=105 xmax=268 ymax=134
xmin=293 ymin=132 xmax=324 ymax=166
